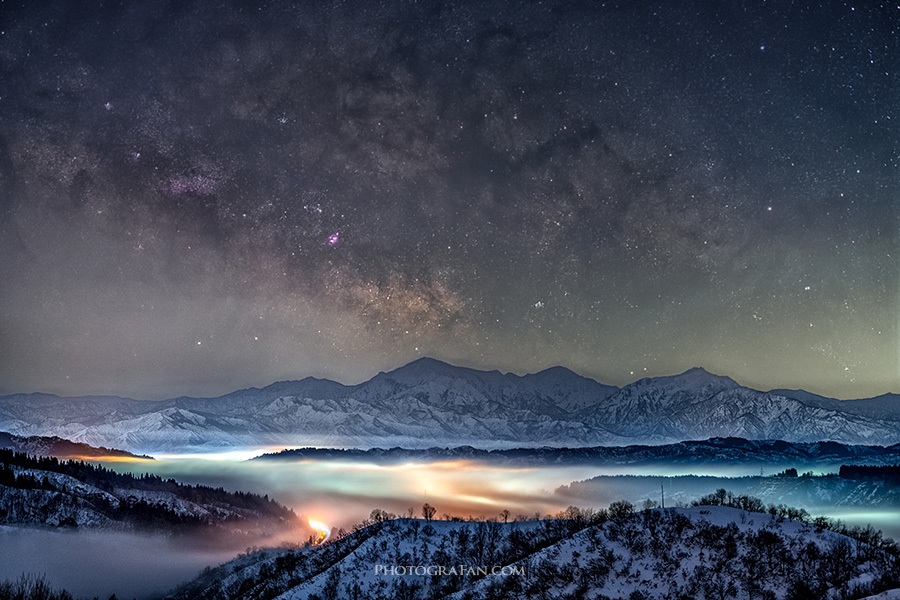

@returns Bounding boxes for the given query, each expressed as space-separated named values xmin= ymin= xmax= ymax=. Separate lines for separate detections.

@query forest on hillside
xmin=0 ymin=449 xmax=297 ymax=531
xmin=167 ymin=495 xmax=900 ymax=600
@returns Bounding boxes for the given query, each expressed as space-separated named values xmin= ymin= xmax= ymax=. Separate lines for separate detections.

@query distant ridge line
xmin=253 ymin=437 xmax=900 ymax=466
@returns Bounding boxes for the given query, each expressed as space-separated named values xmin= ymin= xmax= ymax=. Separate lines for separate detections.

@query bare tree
xmin=422 ymin=502 xmax=436 ymax=522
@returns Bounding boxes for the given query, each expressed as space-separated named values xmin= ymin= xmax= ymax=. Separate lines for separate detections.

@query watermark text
xmin=375 ymin=564 xmax=525 ymax=577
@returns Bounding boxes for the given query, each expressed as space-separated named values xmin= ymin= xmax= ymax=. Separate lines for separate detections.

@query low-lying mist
xmin=0 ymin=528 xmax=240 ymax=600
xmin=101 ymin=453 xmax=895 ymax=530
xmin=3 ymin=452 xmax=898 ymax=599
xmin=104 ymin=456 xmax=606 ymax=528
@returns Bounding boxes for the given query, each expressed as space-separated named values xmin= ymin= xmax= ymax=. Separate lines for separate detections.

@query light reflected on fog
xmin=5 ymin=449 xmax=895 ymax=600
xmin=99 ymin=454 xmax=601 ymax=527
xmin=95 ymin=451 xmax=900 ymax=540
xmin=151 ymin=445 xmax=295 ymax=461
xmin=67 ymin=455 xmax=156 ymax=463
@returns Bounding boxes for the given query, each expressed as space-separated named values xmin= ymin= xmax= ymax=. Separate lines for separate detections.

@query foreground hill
xmin=0 ymin=449 xmax=301 ymax=537
xmin=165 ymin=505 xmax=899 ymax=600
xmin=0 ymin=430 xmax=150 ymax=460
xmin=2 ymin=359 xmax=900 ymax=452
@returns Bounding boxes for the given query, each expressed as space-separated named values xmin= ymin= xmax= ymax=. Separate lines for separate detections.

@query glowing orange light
xmin=68 ymin=455 xmax=155 ymax=463
xmin=308 ymin=518 xmax=331 ymax=545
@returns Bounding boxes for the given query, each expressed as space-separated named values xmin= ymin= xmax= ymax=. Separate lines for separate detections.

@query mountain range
xmin=1 ymin=358 xmax=899 ymax=454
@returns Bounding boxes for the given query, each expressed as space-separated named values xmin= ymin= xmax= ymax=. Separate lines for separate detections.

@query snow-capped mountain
xmin=1 ymin=358 xmax=899 ymax=453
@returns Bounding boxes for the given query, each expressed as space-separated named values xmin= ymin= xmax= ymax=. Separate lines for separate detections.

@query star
xmin=0 ymin=0 xmax=893 ymax=401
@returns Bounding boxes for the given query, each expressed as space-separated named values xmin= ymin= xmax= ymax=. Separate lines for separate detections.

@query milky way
xmin=0 ymin=1 xmax=897 ymax=399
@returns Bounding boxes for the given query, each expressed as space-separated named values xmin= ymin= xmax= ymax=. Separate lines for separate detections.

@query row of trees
xmin=840 ymin=464 xmax=900 ymax=484
xmin=0 ymin=449 xmax=295 ymax=522
xmin=0 ymin=574 xmax=125 ymax=600
xmin=0 ymin=464 xmax=53 ymax=491
xmin=693 ymin=488 xmax=900 ymax=557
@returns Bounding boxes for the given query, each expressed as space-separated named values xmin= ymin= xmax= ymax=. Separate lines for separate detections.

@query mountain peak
xmin=683 ymin=366 xmax=711 ymax=375
xmin=626 ymin=367 xmax=740 ymax=394
xmin=526 ymin=366 xmax=615 ymax=389
xmin=384 ymin=357 xmax=512 ymax=381
xmin=388 ymin=357 xmax=466 ymax=377
xmin=676 ymin=367 xmax=737 ymax=384
xmin=255 ymin=377 xmax=349 ymax=398
xmin=403 ymin=356 xmax=457 ymax=371
xmin=679 ymin=367 xmax=721 ymax=379
xmin=672 ymin=367 xmax=741 ymax=389
xmin=533 ymin=365 xmax=581 ymax=378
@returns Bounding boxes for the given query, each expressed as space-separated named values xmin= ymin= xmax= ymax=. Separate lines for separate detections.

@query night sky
xmin=0 ymin=0 xmax=897 ymax=401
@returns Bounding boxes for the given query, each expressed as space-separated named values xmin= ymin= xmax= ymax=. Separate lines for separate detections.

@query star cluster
xmin=0 ymin=0 xmax=896 ymax=399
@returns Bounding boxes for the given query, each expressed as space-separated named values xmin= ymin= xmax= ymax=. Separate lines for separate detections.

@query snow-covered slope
xmin=0 ymin=450 xmax=301 ymax=535
xmin=862 ymin=590 xmax=900 ymax=599
xmin=772 ymin=388 xmax=900 ymax=421
xmin=0 ymin=431 xmax=150 ymax=459
xmin=2 ymin=359 xmax=899 ymax=453
xmin=165 ymin=506 xmax=900 ymax=600
xmin=586 ymin=368 xmax=900 ymax=445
